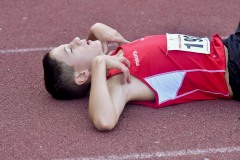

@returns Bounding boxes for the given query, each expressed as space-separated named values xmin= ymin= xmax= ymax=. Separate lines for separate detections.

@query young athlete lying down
xmin=43 ymin=22 xmax=240 ymax=131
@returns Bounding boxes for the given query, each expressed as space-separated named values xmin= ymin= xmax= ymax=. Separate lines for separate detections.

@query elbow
xmin=92 ymin=118 xmax=116 ymax=131
xmin=90 ymin=23 xmax=101 ymax=32
xmin=92 ymin=22 xmax=102 ymax=27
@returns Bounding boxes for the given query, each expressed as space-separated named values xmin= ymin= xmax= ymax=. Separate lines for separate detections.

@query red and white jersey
xmin=108 ymin=34 xmax=231 ymax=108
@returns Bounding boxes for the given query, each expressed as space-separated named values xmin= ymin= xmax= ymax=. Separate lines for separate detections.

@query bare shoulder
xmin=107 ymin=74 xmax=155 ymax=103
xmin=107 ymin=48 xmax=155 ymax=106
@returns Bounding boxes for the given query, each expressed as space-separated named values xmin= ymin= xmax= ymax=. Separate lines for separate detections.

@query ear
xmin=74 ymin=70 xmax=90 ymax=85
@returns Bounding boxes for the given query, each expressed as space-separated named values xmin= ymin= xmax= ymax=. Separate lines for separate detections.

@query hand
xmin=93 ymin=55 xmax=131 ymax=84
xmin=90 ymin=23 xmax=130 ymax=45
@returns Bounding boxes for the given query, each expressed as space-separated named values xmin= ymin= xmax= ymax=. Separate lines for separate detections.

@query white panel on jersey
xmin=145 ymin=71 xmax=186 ymax=104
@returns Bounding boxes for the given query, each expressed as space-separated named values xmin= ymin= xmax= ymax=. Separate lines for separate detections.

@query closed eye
xmin=64 ymin=46 xmax=73 ymax=54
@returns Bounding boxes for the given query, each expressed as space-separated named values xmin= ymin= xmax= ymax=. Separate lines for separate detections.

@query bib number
xmin=166 ymin=33 xmax=210 ymax=54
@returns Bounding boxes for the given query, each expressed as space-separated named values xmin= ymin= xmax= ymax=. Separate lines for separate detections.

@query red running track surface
xmin=0 ymin=0 xmax=240 ymax=159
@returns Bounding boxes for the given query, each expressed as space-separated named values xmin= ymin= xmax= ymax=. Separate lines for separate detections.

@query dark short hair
xmin=42 ymin=52 xmax=91 ymax=100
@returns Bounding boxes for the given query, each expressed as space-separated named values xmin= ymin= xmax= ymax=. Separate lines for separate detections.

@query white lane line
xmin=56 ymin=146 xmax=240 ymax=160
xmin=0 ymin=36 xmax=229 ymax=54
xmin=0 ymin=47 xmax=54 ymax=54
xmin=0 ymin=43 xmax=118 ymax=54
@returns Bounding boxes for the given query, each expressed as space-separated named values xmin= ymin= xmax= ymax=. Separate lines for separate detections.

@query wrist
xmin=91 ymin=56 xmax=107 ymax=80
xmin=91 ymin=56 xmax=106 ymax=69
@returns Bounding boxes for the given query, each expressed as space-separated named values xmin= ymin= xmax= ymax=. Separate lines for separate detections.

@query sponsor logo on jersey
xmin=133 ymin=50 xmax=140 ymax=66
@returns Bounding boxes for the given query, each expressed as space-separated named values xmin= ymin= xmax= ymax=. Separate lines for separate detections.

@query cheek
xmin=72 ymin=54 xmax=91 ymax=68
xmin=70 ymin=55 xmax=82 ymax=66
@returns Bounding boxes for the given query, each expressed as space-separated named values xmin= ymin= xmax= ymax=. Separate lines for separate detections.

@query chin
xmin=95 ymin=47 xmax=102 ymax=56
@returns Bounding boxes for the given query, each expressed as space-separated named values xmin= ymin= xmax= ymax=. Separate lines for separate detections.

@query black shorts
xmin=223 ymin=22 xmax=240 ymax=100
xmin=228 ymin=51 xmax=240 ymax=100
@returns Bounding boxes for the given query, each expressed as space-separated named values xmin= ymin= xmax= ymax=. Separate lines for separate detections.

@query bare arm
xmin=87 ymin=23 xmax=129 ymax=43
xmin=86 ymin=23 xmax=130 ymax=54
xmin=89 ymin=55 xmax=131 ymax=131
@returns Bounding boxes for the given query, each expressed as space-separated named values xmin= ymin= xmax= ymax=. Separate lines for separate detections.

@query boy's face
xmin=50 ymin=37 xmax=103 ymax=71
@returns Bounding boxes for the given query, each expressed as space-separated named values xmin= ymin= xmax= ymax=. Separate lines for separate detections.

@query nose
xmin=71 ymin=37 xmax=81 ymax=45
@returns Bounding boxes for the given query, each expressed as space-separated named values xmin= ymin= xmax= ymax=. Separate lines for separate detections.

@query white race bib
xmin=166 ymin=33 xmax=210 ymax=54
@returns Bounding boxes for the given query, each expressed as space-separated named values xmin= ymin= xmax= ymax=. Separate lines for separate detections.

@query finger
xmin=120 ymin=66 xmax=130 ymax=84
xmin=111 ymin=36 xmax=130 ymax=45
xmin=125 ymin=68 xmax=131 ymax=84
xmin=114 ymin=33 xmax=131 ymax=44
xmin=118 ymin=38 xmax=130 ymax=44
xmin=128 ymin=77 xmax=131 ymax=83
xmin=119 ymin=58 xmax=131 ymax=83
xmin=107 ymin=50 xmax=115 ymax=55
xmin=119 ymin=57 xmax=130 ymax=68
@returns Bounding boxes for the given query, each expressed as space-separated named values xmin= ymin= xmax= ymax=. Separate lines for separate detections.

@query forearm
xmin=89 ymin=57 xmax=118 ymax=130
xmin=86 ymin=22 xmax=129 ymax=44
